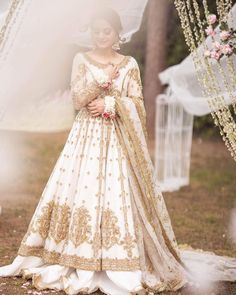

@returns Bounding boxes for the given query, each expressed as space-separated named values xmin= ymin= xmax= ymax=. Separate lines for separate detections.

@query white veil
xmin=0 ymin=0 xmax=148 ymax=132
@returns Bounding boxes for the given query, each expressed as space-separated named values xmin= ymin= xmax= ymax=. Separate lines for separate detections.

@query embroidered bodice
xmin=70 ymin=51 xmax=144 ymax=112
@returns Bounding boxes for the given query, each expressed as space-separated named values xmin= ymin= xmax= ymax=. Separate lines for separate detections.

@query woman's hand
xmin=86 ymin=97 xmax=105 ymax=117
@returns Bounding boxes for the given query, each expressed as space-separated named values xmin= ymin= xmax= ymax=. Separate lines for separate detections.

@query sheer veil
xmin=0 ymin=0 xmax=148 ymax=132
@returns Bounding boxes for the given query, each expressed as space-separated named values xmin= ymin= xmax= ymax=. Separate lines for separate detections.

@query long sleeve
xmin=70 ymin=53 xmax=105 ymax=111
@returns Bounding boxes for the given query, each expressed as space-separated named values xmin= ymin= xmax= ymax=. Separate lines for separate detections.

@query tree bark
xmin=144 ymin=0 xmax=170 ymax=141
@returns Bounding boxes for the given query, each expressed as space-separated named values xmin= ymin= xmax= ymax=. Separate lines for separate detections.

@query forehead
xmin=90 ymin=18 xmax=113 ymax=30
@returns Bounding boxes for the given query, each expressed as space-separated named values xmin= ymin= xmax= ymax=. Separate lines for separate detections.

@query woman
xmin=0 ymin=7 xmax=236 ymax=295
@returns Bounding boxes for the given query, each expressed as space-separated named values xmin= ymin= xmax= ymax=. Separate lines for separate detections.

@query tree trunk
xmin=144 ymin=0 xmax=170 ymax=142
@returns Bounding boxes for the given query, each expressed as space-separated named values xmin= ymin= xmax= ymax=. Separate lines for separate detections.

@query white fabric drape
xmin=0 ymin=0 xmax=148 ymax=132
xmin=155 ymin=93 xmax=193 ymax=192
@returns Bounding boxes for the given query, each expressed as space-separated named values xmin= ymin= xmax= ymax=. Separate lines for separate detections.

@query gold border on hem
xmin=18 ymin=244 xmax=141 ymax=271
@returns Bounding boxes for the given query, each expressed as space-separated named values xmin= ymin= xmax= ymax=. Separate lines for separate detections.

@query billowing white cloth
xmin=0 ymin=0 xmax=10 ymax=13
xmin=0 ymin=0 xmax=148 ymax=132
xmin=159 ymin=4 xmax=236 ymax=116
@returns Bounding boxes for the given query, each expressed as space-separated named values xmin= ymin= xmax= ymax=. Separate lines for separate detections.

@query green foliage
xmin=193 ymin=114 xmax=221 ymax=138
xmin=167 ymin=5 xmax=189 ymax=66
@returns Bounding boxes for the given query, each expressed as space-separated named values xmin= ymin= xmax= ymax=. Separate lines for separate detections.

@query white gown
xmin=0 ymin=52 xmax=236 ymax=295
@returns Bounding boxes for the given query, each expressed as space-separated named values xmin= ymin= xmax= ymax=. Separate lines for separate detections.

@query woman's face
xmin=90 ymin=19 xmax=118 ymax=49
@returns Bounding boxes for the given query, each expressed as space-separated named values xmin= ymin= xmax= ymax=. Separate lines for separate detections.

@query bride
xmin=0 ymin=6 xmax=236 ymax=295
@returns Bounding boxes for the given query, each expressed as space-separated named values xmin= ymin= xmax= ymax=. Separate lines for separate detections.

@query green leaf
xmin=220 ymin=21 xmax=229 ymax=31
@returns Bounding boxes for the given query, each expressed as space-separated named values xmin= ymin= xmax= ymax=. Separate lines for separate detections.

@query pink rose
xmin=210 ymin=50 xmax=221 ymax=60
xmin=101 ymin=80 xmax=112 ymax=89
xmin=220 ymin=30 xmax=231 ymax=41
xmin=102 ymin=111 xmax=116 ymax=119
xmin=221 ymin=44 xmax=233 ymax=55
xmin=205 ymin=26 xmax=215 ymax=36
xmin=213 ymin=41 xmax=221 ymax=50
xmin=102 ymin=112 xmax=111 ymax=119
xmin=207 ymin=14 xmax=217 ymax=25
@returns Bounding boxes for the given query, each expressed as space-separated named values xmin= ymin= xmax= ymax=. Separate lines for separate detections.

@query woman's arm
xmin=70 ymin=53 xmax=108 ymax=111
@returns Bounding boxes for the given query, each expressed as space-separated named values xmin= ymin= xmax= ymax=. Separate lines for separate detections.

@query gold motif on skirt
xmin=101 ymin=208 xmax=121 ymax=250
xmin=48 ymin=203 xmax=71 ymax=244
xmin=120 ymin=232 xmax=137 ymax=258
xmin=32 ymin=201 xmax=54 ymax=239
xmin=70 ymin=206 xmax=92 ymax=247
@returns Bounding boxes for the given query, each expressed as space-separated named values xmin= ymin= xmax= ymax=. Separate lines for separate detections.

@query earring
xmin=112 ymin=36 xmax=120 ymax=50
xmin=112 ymin=40 xmax=121 ymax=51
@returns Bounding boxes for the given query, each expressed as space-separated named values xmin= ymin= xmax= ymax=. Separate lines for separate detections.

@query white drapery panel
xmin=0 ymin=0 xmax=148 ymax=132
xmin=155 ymin=94 xmax=193 ymax=192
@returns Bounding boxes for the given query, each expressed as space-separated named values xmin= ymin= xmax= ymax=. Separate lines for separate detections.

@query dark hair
xmin=90 ymin=7 xmax=123 ymax=34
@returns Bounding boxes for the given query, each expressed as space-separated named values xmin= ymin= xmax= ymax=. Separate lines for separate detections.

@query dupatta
xmin=113 ymin=60 xmax=191 ymax=292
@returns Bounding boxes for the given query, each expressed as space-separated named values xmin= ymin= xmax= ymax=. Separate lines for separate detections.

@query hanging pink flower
xmin=205 ymin=26 xmax=215 ymax=36
xmin=207 ymin=14 xmax=217 ymax=25
xmin=213 ymin=41 xmax=221 ymax=50
xmin=220 ymin=30 xmax=231 ymax=41
xmin=204 ymin=11 xmax=236 ymax=60
xmin=210 ymin=50 xmax=221 ymax=60
xmin=221 ymin=44 xmax=233 ymax=55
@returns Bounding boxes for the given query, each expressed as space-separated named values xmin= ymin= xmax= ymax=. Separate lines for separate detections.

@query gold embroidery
xmin=70 ymin=206 xmax=92 ymax=247
xmin=101 ymin=208 xmax=121 ymax=250
xmin=82 ymin=52 xmax=131 ymax=70
xmin=70 ymin=62 xmax=86 ymax=89
xmin=125 ymin=65 xmax=148 ymax=141
xmin=114 ymin=100 xmax=184 ymax=266
xmin=120 ymin=232 xmax=137 ymax=258
xmin=90 ymin=231 xmax=102 ymax=256
xmin=71 ymin=80 xmax=103 ymax=111
xmin=70 ymin=54 xmax=105 ymax=111
xmin=18 ymin=244 xmax=140 ymax=271
xmin=116 ymin=139 xmax=138 ymax=259
xmin=32 ymin=200 xmax=54 ymax=239
xmin=128 ymin=67 xmax=143 ymax=94
xmin=49 ymin=203 xmax=71 ymax=244
xmin=129 ymin=96 xmax=148 ymax=142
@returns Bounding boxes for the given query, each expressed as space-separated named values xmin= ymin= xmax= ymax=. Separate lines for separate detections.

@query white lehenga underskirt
xmin=0 ymin=248 xmax=236 ymax=295
xmin=0 ymin=255 xmax=143 ymax=295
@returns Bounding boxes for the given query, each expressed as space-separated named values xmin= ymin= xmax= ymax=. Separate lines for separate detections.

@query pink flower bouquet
xmin=204 ymin=14 xmax=236 ymax=61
